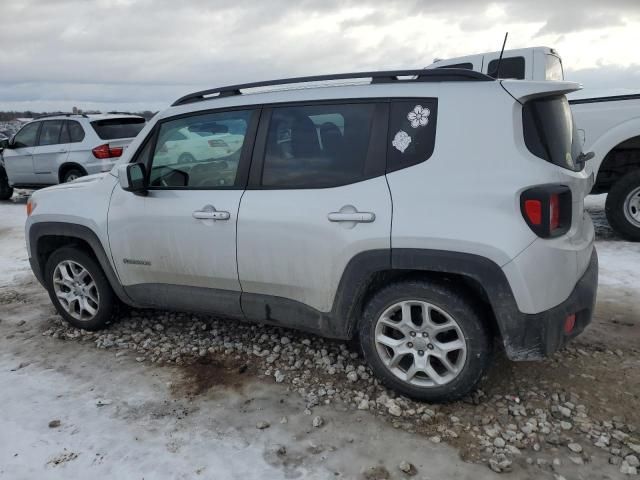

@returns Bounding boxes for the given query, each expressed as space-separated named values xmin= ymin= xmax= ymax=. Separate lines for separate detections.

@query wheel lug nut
xmin=427 ymin=344 xmax=434 ymax=350
xmin=410 ymin=331 xmax=416 ymax=337
xmin=407 ymin=342 xmax=413 ymax=348
xmin=422 ymin=332 xmax=428 ymax=338
xmin=418 ymin=350 xmax=424 ymax=356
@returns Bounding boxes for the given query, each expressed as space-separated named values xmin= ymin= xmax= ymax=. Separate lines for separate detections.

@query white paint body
xmin=27 ymin=77 xmax=593 ymax=318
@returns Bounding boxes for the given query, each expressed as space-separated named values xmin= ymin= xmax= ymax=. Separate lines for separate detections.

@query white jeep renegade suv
xmin=25 ymin=69 xmax=597 ymax=402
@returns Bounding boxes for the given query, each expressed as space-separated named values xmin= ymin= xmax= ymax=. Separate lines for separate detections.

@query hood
xmin=38 ymin=172 xmax=111 ymax=193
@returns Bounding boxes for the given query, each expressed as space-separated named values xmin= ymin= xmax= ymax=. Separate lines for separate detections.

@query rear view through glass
xmin=522 ymin=95 xmax=582 ymax=171
xmin=91 ymin=117 xmax=145 ymax=140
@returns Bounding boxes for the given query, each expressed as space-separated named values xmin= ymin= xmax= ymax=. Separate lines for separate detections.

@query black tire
xmin=178 ymin=153 xmax=196 ymax=164
xmin=359 ymin=280 xmax=491 ymax=402
xmin=44 ymin=247 xmax=115 ymax=330
xmin=62 ymin=168 xmax=86 ymax=183
xmin=605 ymin=170 xmax=640 ymax=241
xmin=0 ymin=165 xmax=13 ymax=200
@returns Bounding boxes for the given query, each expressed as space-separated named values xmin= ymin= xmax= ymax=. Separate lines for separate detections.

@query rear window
xmin=487 ymin=56 xmax=525 ymax=79
xmin=545 ymin=55 xmax=564 ymax=81
xmin=522 ymin=95 xmax=582 ymax=171
xmin=91 ymin=117 xmax=145 ymax=140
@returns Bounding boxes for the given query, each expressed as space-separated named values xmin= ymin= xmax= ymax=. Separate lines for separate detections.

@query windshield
xmin=522 ymin=95 xmax=582 ymax=171
xmin=545 ymin=55 xmax=564 ymax=81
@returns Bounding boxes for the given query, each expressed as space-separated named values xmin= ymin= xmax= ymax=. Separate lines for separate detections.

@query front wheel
xmin=45 ymin=247 xmax=115 ymax=330
xmin=605 ymin=170 xmax=640 ymax=241
xmin=359 ymin=280 xmax=491 ymax=402
xmin=0 ymin=166 xmax=14 ymax=200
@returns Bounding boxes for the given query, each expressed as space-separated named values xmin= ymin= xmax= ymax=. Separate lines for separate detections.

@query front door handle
xmin=328 ymin=207 xmax=375 ymax=223
xmin=193 ymin=205 xmax=230 ymax=221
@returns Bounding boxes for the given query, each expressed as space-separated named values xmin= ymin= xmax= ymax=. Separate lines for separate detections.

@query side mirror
xmin=0 ymin=138 xmax=8 ymax=150
xmin=117 ymin=163 xmax=147 ymax=193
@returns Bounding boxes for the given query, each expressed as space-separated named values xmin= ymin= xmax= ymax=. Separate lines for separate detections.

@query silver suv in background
xmin=0 ymin=113 xmax=146 ymax=199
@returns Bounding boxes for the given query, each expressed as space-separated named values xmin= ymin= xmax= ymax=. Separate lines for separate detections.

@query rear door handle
xmin=328 ymin=211 xmax=375 ymax=223
xmin=193 ymin=205 xmax=230 ymax=221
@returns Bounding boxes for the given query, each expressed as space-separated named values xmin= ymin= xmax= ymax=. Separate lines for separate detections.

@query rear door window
xmin=260 ymin=103 xmax=376 ymax=188
xmin=522 ymin=95 xmax=582 ymax=171
xmin=387 ymin=99 xmax=438 ymax=173
xmin=487 ymin=56 xmax=525 ymax=79
xmin=91 ymin=117 xmax=145 ymax=140
xmin=38 ymin=120 xmax=64 ymax=146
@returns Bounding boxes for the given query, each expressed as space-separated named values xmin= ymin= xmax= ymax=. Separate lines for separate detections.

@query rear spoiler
xmin=500 ymin=80 xmax=582 ymax=104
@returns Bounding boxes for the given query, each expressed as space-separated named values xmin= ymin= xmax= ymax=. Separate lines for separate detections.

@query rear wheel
xmin=359 ymin=280 xmax=491 ymax=402
xmin=0 ymin=166 xmax=13 ymax=200
xmin=605 ymin=170 xmax=640 ymax=241
xmin=45 ymin=247 xmax=115 ymax=330
xmin=62 ymin=168 xmax=85 ymax=183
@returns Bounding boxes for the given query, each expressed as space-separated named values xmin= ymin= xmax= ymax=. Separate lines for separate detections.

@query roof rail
xmin=172 ymin=68 xmax=493 ymax=106
xmin=35 ymin=112 xmax=89 ymax=119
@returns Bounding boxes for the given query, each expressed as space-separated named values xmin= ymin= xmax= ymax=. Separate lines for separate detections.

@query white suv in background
xmin=0 ymin=113 xmax=146 ymax=199
xmin=25 ymin=69 xmax=597 ymax=402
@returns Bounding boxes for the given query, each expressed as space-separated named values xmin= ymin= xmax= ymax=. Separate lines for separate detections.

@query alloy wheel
xmin=374 ymin=300 xmax=467 ymax=387
xmin=52 ymin=260 xmax=100 ymax=321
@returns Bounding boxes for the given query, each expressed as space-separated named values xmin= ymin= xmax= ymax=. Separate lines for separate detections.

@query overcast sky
xmin=1 ymin=0 xmax=639 ymax=112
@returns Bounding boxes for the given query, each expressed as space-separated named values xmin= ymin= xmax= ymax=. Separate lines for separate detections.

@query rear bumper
xmin=503 ymin=248 xmax=598 ymax=360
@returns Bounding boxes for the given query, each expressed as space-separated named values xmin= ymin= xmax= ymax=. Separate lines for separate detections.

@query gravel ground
xmin=2 ymin=192 xmax=640 ymax=478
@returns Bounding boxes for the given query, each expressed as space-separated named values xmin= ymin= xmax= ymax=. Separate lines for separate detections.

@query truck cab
xmin=428 ymin=46 xmax=564 ymax=81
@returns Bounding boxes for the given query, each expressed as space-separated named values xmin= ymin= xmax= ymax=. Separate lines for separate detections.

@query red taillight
xmin=524 ymin=200 xmax=542 ymax=225
xmin=564 ymin=313 xmax=576 ymax=334
xmin=520 ymin=186 xmax=571 ymax=238
xmin=92 ymin=144 xmax=123 ymax=159
xmin=550 ymin=193 xmax=560 ymax=230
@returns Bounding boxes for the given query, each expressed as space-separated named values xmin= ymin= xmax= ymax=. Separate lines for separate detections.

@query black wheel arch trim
xmin=28 ymin=222 xmax=138 ymax=306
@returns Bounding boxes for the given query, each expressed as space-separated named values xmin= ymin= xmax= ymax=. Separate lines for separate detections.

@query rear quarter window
xmin=91 ymin=117 xmax=145 ymax=140
xmin=387 ymin=99 xmax=438 ymax=173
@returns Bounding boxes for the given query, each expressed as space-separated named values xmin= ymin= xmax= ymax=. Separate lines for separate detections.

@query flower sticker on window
xmin=392 ymin=130 xmax=411 ymax=153
xmin=407 ymin=105 xmax=430 ymax=128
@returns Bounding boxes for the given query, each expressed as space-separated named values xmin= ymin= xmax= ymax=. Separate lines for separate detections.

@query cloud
xmin=566 ymin=63 xmax=640 ymax=96
xmin=0 ymin=0 xmax=639 ymax=111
